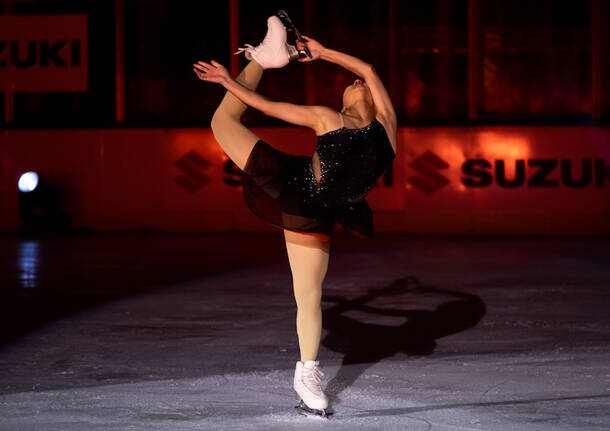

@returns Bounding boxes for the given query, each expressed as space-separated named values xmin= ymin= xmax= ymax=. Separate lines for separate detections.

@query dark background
xmin=1 ymin=0 xmax=607 ymax=128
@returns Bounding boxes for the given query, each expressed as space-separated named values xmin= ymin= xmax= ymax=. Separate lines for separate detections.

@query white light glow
xmin=18 ymin=172 xmax=39 ymax=193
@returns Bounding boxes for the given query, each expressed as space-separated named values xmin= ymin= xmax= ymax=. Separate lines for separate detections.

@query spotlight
xmin=18 ymin=172 xmax=39 ymax=193
xmin=17 ymin=172 xmax=72 ymax=234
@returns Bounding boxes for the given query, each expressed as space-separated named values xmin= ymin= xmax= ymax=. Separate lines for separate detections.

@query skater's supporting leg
xmin=211 ymin=60 xmax=264 ymax=171
xmin=283 ymin=229 xmax=330 ymax=363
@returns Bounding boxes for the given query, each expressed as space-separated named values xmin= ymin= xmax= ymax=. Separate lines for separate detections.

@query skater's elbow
xmin=362 ymin=62 xmax=376 ymax=78
xmin=210 ymin=109 xmax=229 ymax=135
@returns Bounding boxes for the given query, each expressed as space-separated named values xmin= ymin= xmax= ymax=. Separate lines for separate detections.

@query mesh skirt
xmin=242 ymin=139 xmax=374 ymax=239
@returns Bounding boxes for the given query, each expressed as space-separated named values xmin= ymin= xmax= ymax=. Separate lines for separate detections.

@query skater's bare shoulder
xmin=310 ymin=106 xmax=343 ymax=136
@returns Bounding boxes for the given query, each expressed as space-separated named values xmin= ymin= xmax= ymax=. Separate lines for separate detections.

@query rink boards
xmin=1 ymin=126 xmax=609 ymax=234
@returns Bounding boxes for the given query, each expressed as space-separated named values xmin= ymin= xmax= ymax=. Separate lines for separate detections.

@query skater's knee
xmin=212 ymin=107 xmax=240 ymax=129
xmin=294 ymin=284 xmax=322 ymax=309
xmin=210 ymin=110 xmax=224 ymax=133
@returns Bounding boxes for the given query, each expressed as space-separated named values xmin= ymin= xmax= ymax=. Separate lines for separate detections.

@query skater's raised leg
xmin=208 ymin=14 xmax=300 ymax=171
xmin=210 ymin=60 xmax=263 ymax=171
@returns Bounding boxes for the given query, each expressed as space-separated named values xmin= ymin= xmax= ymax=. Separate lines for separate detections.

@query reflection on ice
xmin=18 ymin=241 xmax=39 ymax=289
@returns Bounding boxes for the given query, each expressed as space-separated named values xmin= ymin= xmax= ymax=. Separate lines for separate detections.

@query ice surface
xmin=1 ymin=233 xmax=609 ymax=430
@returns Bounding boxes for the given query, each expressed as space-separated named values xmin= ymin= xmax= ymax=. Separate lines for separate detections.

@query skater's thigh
xmin=283 ymin=229 xmax=330 ymax=288
xmin=211 ymin=115 xmax=259 ymax=171
xmin=283 ymin=229 xmax=330 ymax=253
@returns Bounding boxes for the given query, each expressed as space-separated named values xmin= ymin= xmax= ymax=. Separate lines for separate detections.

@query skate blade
xmin=275 ymin=10 xmax=313 ymax=58
xmin=294 ymin=400 xmax=332 ymax=418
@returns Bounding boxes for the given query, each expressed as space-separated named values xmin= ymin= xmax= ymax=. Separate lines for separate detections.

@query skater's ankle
xmin=249 ymin=59 xmax=264 ymax=71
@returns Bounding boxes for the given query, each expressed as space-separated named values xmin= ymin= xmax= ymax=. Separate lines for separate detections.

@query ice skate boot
xmin=275 ymin=10 xmax=313 ymax=59
xmin=293 ymin=360 xmax=331 ymax=418
xmin=234 ymin=15 xmax=300 ymax=69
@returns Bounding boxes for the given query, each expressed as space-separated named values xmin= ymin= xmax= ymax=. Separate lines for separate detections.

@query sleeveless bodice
xmin=241 ymin=117 xmax=396 ymax=238
xmin=305 ymin=118 xmax=396 ymax=209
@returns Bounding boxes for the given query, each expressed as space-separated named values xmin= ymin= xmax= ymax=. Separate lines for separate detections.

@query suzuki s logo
xmin=173 ymin=150 xmax=212 ymax=193
xmin=408 ymin=151 xmax=450 ymax=194
xmin=408 ymin=152 xmax=610 ymax=194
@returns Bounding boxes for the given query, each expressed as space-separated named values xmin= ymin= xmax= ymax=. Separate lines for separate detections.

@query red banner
xmin=0 ymin=15 xmax=87 ymax=92
xmin=1 ymin=127 xmax=609 ymax=234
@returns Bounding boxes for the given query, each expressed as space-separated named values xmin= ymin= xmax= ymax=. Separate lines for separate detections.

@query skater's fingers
xmin=301 ymin=35 xmax=313 ymax=43
xmin=198 ymin=61 xmax=217 ymax=71
xmin=193 ymin=64 xmax=210 ymax=73
xmin=196 ymin=61 xmax=213 ymax=70
xmin=193 ymin=69 xmax=206 ymax=80
xmin=194 ymin=67 xmax=212 ymax=77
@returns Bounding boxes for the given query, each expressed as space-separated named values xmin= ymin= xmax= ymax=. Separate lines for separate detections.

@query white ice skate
xmin=234 ymin=15 xmax=300 ymax=69
xmin=293 ymin=360 xmax=331 ymax=418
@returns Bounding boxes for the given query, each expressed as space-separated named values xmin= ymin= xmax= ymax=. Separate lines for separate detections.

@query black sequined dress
xmin=242 ymin=118 xmax=396 ymax=238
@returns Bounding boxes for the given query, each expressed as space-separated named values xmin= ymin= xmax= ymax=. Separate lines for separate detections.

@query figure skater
xmin=193 ymin=12 xmax=397 ymax=417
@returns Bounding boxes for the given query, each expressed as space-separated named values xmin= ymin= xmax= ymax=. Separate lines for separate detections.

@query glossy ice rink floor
xmin=1 ymin=232 xmax=609 ymax=430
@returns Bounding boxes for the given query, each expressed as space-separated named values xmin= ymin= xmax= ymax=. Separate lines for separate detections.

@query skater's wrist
xmin=319 ymin=47 xmax=334 ymax=61
xmin=221 ymin=76 xmax=233 ymax=88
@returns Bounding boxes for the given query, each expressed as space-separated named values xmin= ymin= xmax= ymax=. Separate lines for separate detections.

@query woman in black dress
xmin=193 ymin=14 xmax=396 ymax=416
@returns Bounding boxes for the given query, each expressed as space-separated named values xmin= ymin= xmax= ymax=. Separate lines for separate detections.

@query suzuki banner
xmin=1 ymin=127 xmax=609 ymax=234
xmin=0 ymin=15 xmax=87 ymax=92
xmin=399 ymin=127 xmax=610 ymax=233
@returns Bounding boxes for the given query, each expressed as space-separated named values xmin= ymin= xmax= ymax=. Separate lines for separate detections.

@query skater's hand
xmin=193 ymin=60 xmax=230 ymax=85
xmin=296 ymin=36 xmax=325 ymax=62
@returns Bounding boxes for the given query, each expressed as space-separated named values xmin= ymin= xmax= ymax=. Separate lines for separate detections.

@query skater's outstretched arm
xmin=194 ymin=60 xmax=335 ymax=133
xmin=297 ymin=37 xmax=397 ymax=130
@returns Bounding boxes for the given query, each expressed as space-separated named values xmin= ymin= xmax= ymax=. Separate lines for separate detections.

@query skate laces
xmin=302 ymin=362 xmax=324 ymax=388
xmin=234 ymin=44 xmax=255 ymax=56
